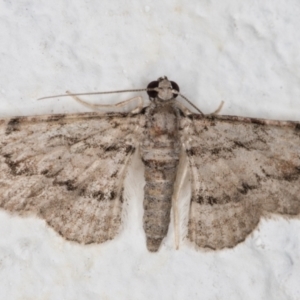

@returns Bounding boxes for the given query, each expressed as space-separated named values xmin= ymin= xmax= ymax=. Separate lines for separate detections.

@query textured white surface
xmin=0 ymin=0 xmax=300 ymax=299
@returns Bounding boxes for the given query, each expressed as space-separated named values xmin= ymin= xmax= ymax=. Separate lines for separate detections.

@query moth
xmin=0 ymin=77 xmax=299 ymax=252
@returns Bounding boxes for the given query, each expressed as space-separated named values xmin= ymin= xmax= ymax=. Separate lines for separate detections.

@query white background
xmin=0 ymin=0 xmax=300 ymax=299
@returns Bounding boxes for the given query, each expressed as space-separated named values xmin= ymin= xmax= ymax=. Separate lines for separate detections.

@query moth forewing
xmin=182 ymin=114 xmax=300 ymax=250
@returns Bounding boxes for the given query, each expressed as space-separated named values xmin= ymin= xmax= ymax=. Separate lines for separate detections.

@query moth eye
xmin=171 ymin=81 xmax=180 ymax=98
xmin=147 ymin=81 xmax=159 ymax=98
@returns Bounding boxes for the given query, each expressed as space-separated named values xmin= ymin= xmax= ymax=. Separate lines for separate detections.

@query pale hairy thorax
xmin=0 ymin=77 xmax=299 ymax=252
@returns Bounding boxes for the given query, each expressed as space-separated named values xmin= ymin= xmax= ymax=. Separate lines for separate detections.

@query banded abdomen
xmin=140 ymin=102 xmax=181 ymax=251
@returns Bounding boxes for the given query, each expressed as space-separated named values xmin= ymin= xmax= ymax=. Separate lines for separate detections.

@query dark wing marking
xmin=181 ymin=114 xmax=300 ymax=250
xmin=0 ymin=112 xmax=141 ymax=244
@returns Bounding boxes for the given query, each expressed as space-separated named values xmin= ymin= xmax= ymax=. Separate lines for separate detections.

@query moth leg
xmin=208 ymin=101 xmax=224 ymax=115
xmin=66 ymin=91 xmax=144 ymax=113
xmin=172 ymin=150 xmax=189 ymax=249
xmin=108 ymin=146 xmax=136 ymax=238
xmin=174 ymin=102 xmax=194 ymax=116
xmin=179 ymin=122 xmax=203 ymax=245
xmin=174 ymin=100 xmax=224 ymax=116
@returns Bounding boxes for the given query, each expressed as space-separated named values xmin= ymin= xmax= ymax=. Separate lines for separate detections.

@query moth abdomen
xmin=140 ymin=101 xmax=181 ymax=251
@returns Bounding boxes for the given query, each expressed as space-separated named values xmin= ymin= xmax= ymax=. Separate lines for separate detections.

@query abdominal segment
xmin=143 ymin=163 xmax=178 ymax=251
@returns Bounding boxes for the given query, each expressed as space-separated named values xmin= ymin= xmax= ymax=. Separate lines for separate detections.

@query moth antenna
xmin=173 ymin=91 xmax=204 ymax=115
xmin=37 ymin=88 xmax=153 ymax=101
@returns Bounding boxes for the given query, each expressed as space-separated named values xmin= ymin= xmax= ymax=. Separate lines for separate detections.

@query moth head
xmin=147 ymin=76 xmax=180 ymax=101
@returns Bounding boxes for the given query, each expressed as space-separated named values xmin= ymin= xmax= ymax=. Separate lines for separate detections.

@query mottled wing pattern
xmin=0 ymin=112 xmax=140 ymax=244
xmin=181 ymin=115 xmax=300 ymax=250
